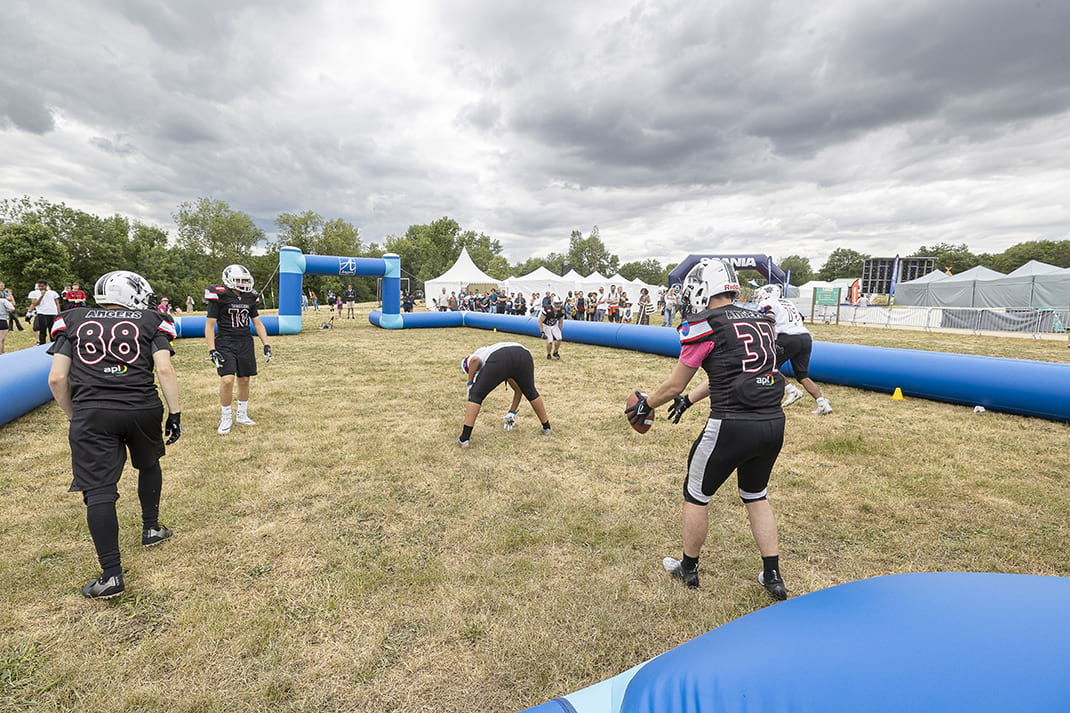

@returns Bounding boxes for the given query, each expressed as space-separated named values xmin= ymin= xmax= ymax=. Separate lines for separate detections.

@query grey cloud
xmin=0 ymin=81 xmax=55 ymax=134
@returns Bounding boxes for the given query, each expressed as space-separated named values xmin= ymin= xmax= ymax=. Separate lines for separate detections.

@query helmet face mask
xmin=681 ymin=259 xmax=740 ymax=314
xmin=222 ymin=264 xmax=255 ymax=292
xmin=93 ymin=270 xmax=158 ymax=310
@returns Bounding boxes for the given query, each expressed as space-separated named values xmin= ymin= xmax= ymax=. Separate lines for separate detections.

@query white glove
xmin=502 ymin=410 xmax=518 ymax=431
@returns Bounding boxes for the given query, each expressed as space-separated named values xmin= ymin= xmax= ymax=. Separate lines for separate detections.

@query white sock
xmin=221 ymin=405 xmax=232 ymax=416
xmin=237 ymin=400 xmax=248 ymax=415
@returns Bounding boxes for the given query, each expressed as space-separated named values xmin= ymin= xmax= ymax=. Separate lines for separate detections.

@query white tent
xmin=941 ymin=265 xmax=1005 ymax=281
xmin=1007 ymin=260 xmax=1066 ymax=277
xmin=424 ymin=247 xmax=501 ymax=307
xmin=579 ymin=271 xmax=609 ymax=295
xmin=510 ymin=266 xmax=571 ymax=300
xmin=561 ymin=269 xmax=585 ymax=295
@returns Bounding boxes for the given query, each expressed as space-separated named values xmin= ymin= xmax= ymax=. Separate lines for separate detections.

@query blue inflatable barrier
xmin=0 ymin=345 xmax=55 ymax=427
xmin=517 ymin=573 xmax=1070 ymax=713
xmin=369 ymin=311 xmax=1070 ymax=423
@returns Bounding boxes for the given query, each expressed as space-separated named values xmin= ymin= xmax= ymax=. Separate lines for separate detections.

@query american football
xmin=626 ymin=390 xmax=655 ymax=433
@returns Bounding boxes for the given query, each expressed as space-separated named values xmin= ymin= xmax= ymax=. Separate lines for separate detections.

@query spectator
xmin=344 ymin=284 xmax=357 ymax=319
xmin=0 ymin=282 xmax=24 ymax=332
xmin=402 ymin=292 xmax=416 ymax=312
xmin=595 ymin=288 xmax=608 ymax=322
xmin=575 ymin=292 xmax=587 ymax=321
xmin=67 ymin=283 xmax=88 ymax=308
xmin=0 ymin=288 xmax=15 ymax=353
xmin=301 ymin=292 xmax=309 ymax=312
xmin=28 ymin=280 xmax=62 ymax=345
xmin=662 ymin=288 xmax=676 ymax=327
xmin=335 ymin=295 xmax=344 ymax=317
xmin=308 ymin=289 xmax=319 ymax=311
xmin=636 ymin=287 xmax=652 ymax=325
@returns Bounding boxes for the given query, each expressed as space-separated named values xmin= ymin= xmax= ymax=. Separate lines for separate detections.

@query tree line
xmin=2 ymin=195 xmax=1067 ymax=310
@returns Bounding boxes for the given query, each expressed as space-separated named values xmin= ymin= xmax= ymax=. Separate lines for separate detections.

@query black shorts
xmin=68 ymin=406 xmax=165 ymax=492
xmin=216 ymin=337 xmax=257 ymax=377
xmin=0 ymin=319 xmax=8 ymax=330
xmin=468 ymin=346 xmax=539 ymax=405
xmin=776 ymin=332 xmax=813 ymax=380
xmin=684 ymin=416 xmax=785 ymax=505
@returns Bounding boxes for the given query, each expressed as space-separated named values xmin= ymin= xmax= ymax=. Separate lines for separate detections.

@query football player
xmin=458 ymin=342 xmax=552 ymax=447
xmin=627 ymin=259 xmax=790 ymax=600
xmin=538 ymin=298 xmax=565 ymax=360
xmin=204 ymin=264 xmax=273 ymax=435
xmin=47 ymin=270 xmax=182 ymax=599
xmin=753 ymin=283 xmax=832 ymax=415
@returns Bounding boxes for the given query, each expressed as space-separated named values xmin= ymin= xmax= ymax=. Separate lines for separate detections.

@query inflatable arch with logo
xmin=667 ymin=254 xmax=788 ymax=288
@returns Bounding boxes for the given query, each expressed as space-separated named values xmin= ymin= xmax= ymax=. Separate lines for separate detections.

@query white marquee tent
xmin=895 ymin=262 xmax=1070 ymax=308
xmin=423 ymin=247 xmax=501 ymax=307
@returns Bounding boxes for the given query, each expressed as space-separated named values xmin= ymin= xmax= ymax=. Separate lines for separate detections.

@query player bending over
xmin=626 ymin=258 xmax=789 ymax=601
xmin=458 ymin=342 xmax=552 ymax=447
xmin=205 ymin=264 xmax=273 ymax=435
xmin=47 ymin=270 xmax=182 ymax=599
xmin=753 ymin=284 xmax=831 ymax=415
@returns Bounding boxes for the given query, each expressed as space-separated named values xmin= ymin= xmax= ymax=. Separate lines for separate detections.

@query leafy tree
xmin=565 ymin=226 xmax=619 ymax=276
xmin=458 ymin=231 xmax=510 ymax=279
xmin=817 ymin=248 xmax=869 ymax=280
xmin=619 ymin=259 xmax=666 ymax=285
xmin=910 ymin=243 xmax=978 ymax=275
xmin=986 ymin=240 xmax=1070 ymax=272
xmin=0 ymin=222 xmax=71 ymax=295
xmin=778 ymin=255 xmax=813 ymax=285
xmin=174 ymin=198 xmax=263 ymax=275
xmin=275 ymin=211 xmax=325 ymax=254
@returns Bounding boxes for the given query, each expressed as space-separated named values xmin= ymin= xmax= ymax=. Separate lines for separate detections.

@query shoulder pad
xmin=678 ymin=318 xmax=715 ymax=344
xmin=204 ymin=286 xmax=225 ymax=301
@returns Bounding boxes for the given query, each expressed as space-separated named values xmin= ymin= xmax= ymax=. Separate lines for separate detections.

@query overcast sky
xmin=2 ymin=0 xmax=1068 ymax=268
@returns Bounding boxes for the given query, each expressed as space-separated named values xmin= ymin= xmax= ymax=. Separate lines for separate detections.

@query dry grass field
xmin=1 ymin=310 xmax=1067 ymax=712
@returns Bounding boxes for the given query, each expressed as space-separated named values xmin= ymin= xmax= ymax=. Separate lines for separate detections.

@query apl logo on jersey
xmin=339 ymin=257 xmax=357 ymax=275
xmin=103 ymin=364 xmax=129 ymax=375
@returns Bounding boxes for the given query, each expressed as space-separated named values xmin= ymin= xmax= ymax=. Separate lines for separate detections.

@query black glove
xmin=668 ymin=394 xmax=692 ymax=424
xmin=263 ymin=344 xmax=273 ymax=362
xmin=208 ymin=349 xmax=225 ymax=368
xmin=625 ymin=391 xmax=652 ymax=426
xmin=164 ymin=412 xmax=181 ymax=445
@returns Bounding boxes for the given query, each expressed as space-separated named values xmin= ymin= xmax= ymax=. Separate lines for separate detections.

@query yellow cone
xmin=493 ymin=327 xmax=497 ymax=332
xmin=891 ymin=387 xmax=905 ymax=401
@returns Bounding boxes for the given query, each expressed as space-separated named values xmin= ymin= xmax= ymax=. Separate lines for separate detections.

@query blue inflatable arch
xmin=0 ymin=247 xmax=402 ymax=426
xmin=667 ymin=254 xmax=788 ymax=287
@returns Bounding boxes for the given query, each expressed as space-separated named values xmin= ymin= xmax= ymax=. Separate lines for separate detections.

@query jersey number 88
xmin=75 ymin=320 xmax=142 ymax=365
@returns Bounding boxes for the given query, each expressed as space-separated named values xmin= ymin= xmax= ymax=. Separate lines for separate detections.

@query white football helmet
xmin=754 ymin=283 xmax=782 ymax=302
xmin=93 ymin=270 xmax=157 ymax=310
xmin=680 ymin=258 xmax=740 ymax=313
xmin=222 ymin=264 xmax=255 ymax=292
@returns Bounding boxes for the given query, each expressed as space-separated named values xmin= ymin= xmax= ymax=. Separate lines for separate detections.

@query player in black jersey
xmin=627 ymin=258 xmax=789 ymax=600
xmin=204 ymin=264 xmax=273 ymax=435
xmin=538 ymin=299 xmax=564 ymax=360
xmin=47 ymin=270 xmax=182 ymax=599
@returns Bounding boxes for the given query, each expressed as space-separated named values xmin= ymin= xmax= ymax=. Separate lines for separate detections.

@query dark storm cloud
xmin=448 ymin=0 xmax=1070 ymax=188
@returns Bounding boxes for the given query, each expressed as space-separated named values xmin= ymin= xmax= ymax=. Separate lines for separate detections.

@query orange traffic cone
xmin=891 ymin=387 xmax=905 ymax=401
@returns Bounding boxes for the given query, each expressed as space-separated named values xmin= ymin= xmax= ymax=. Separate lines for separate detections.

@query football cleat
xmin=541 ymin=427 xmax=552 ymax=435
xmin=812 ymin=397 xmax=832 ymax=415
xmin=758 ymin=570 xmax=788 ymax=601
xmin=553 ymin=353 xmax=561 ymax=360
xmin=142 ymin=525 xmax=173 ymax=547
xmin=217 ymin=414 xmax=233 ymax=435
xmin=663 ymin=557 xmax=699 ymax=588
xmin=235 ymin=414 xmax=256 ymax=426
xmin=82 ymin=574 xmax=125 ymax=599
xmin=457 ymin=439 xmax=471 ymax=448
xmin=782 ymin=384 xmax=804 ymax=407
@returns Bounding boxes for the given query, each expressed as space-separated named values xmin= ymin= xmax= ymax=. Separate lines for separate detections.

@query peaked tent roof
xmin=427 ymin=247 xmax=499 ymax=284
xmin=901 ymin=270 xmax=950 ymax=284
xmin=942 ymin=265 xmax=1005 ymax=281
xmin=1007 ymin=260 xmax=1066 ymax=276
xmin=562 ymin=269 xmax=584 ymax=282
xmin=516 ymin=265 xmax=563 ymax=281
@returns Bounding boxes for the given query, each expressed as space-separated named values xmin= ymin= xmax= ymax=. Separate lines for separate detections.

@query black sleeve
xmin=206 ymin=299 xmax=220 ymax=319
xmin=48 ymin=333 xmax=73 ymax=358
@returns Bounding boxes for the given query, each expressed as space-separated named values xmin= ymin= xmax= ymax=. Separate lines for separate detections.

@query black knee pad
xmin=83 ymin=485 xmax=119 ymax=507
